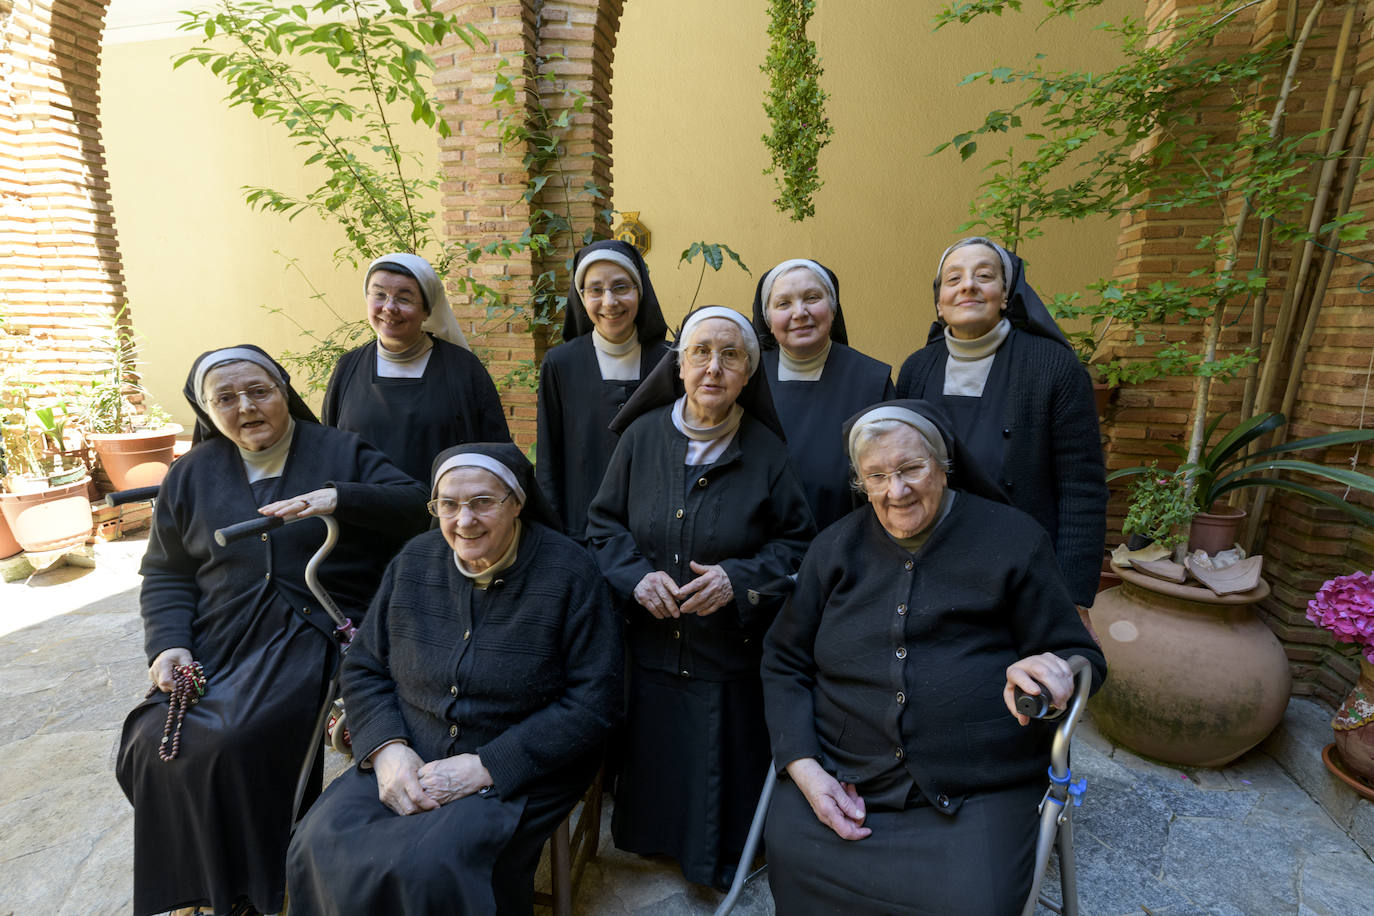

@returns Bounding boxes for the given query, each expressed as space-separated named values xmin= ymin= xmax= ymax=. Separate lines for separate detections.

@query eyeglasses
xmin=861 ymin=461 xmax=935 ymax=493
xmin=581 ymin=282 xmax=635 ymax=301
xmin=426 ymin=491 xmax=514 ymax=518
xmin=368 ymin=289 xmax=422 ymax=310
xmin=682 ymin=345 xmax=748 ymax=372
xmin=207 ymin=384 xmax=280 ymax=411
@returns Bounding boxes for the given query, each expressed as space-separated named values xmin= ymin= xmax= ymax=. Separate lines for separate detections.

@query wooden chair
xmin=533 ymin=765 xmax=605 ymax=915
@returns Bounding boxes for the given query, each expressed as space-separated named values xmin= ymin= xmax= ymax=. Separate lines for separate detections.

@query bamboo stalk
xmin=1316 ymin=4 xmax=1357 ymax=134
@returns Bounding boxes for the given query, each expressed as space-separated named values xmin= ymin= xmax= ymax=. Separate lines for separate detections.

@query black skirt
xmin=764 ymin=775 xmax=1044 ymax=915
xmin=611 ymin=666 xmax=770 ymax=889
xmin=286 ymin=764 xmax=589 ymax=915
xmin=116 ymin=595 xmax=330 ymax=916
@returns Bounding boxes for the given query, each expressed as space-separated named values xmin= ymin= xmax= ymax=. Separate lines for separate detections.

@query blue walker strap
xmin=1046 ymin=766 xmax=1089 ymax=807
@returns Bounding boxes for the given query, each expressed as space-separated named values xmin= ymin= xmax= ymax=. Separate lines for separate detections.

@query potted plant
xmin=0 ymin=394 xmax=93 ymax=555
xmin=78 ymin=312 xmax=182 ymax=491
xmin=1307 ymin=572 xmax=1374 ymax=795
xmin=1120 ymin=463 xmax=1196 ymax=552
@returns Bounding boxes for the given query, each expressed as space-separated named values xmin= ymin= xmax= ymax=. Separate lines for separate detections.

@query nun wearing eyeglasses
xmin=751 ymin=258 xmax=894 ymax=530
xmin=116 ymin=345 xmax=427 ymax=916
xmin=761 ymin=400 xmax=1105 ymax=915
xmin=286 ymin=442 xmax=624 ymax=915
xmin=895 ymin=238 xmax=1106 ymax=607
xmin=586 ymin=306 xmax=816 ymax=888
xmin=536 ymin=240 xmax=671 ymax=541
xmin=323 ymin=252 xmax=511 ymax=484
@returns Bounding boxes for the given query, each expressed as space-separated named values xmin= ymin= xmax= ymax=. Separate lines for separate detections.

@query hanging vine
xmin=761 ymin=0 xmax=833 ymax=221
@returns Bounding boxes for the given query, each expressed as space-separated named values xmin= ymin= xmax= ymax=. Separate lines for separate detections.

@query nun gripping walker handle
xmin=213 ymin=515 xmax=284 ymax=546
xmin=106 ymin=486 xmax=161 ymax=507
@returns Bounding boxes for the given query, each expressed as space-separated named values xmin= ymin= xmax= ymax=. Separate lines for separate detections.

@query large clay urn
xmin=1088 ymin=563 xmax=1291 ymax=767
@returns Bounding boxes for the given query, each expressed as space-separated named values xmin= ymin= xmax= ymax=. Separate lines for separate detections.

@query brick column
xmin=1 ymin=0 xmax=126 ymax=400
xmin=1101 ymin=0 xmax=1374 ymax=704
xmin=432 ymin=0 xmax=623 ymax=448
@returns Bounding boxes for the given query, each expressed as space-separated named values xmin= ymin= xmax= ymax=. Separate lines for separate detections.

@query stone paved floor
xmin=2 ymin=534 xmax=1373 ymax=915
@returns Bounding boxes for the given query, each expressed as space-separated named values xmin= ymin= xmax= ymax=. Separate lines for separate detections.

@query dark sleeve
xmin=718 ymin=454 xmax=817 ymax=629
xmin=468 ymin=354 xmax=512 ymax=443
xmin=761 ymin=542 xmax=830 ymax=772
xmin=340 ymin=557 xmax=410 ymax=766
xmin=327 ymin=438 xmax=430 ymax=541
xmin=882 ymin=374 xmax=896 ymax=400
xmin=138 ymin=472 xmax=202 ymax=663
xmin=478 ymin=565 xmax=625 ymax=795
xmin=321 ymin=354 xmax=346 ymax=427
xmin=535 ymin=358 xmax=566 ymax=531
xmin=586 ymin=430 xmax=657 ymax=600
xmin=1008 ymin=524 xmax=1107 ymax=691
xmin=1047 ymin=356 xmax=1108 ymax=606
xmin=894 ymin=351 xmax=918 ymax=399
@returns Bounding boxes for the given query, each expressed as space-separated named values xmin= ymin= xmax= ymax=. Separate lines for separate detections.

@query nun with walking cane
xmin=116 ymin=345 xmax=427 ymax=916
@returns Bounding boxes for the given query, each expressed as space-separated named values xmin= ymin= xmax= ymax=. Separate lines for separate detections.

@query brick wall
xmin=432 ymin=0 xmax=622 ymax=448
xmin=1102 ymin=0 xmax=1374 ymax=705
xmin=0 ymin=0 xmax=125 ymax=405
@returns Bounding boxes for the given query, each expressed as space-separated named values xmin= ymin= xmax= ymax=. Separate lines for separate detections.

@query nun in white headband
xmin=536 ymin=239 xmax=672 ymax=542
xmin=117 ymin=344 xmax=428 ymax=916
xmin=761 ymin=398 xmax=1106 ymax=915
xmin=587 ymin=306 xmax=816 ymax=889
xmin=288 ymin=441 xmax=623 ymax=915
xmin=750 ymin=258 xmax=895 ymax=530
xmin=323 ymin=252 xmax=511 ymax=484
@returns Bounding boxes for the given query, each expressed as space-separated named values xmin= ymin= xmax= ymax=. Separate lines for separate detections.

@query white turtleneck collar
xmin=239 ymin=417 xmax=296 ymax=483
xmin=777 ymin=339 xmax=832 ymax=381
xmin=672 ymin=396 xmax=743 ymax=465
xmin=942 ymin=318 xmax=1011 ymax=397
xmin=375 ymin=334 xmax=434 ymax=378
xmin=454 ymin=520 xmax=522 ymax=589
xmin=591 ymin=329 xmax=641 ymax=381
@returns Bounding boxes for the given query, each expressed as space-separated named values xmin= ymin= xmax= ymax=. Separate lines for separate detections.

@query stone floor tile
xmin=1161 ymin=814 xmax=1305 ymax=914
xmin=1296 ymin=848 xmax=1374 ymax=916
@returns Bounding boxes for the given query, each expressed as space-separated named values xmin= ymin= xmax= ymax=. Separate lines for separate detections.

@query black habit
xmin=323 ymin=334 xmax=511 ymax=483
xmin=116 ymin=421 xmax=428 ymax=916
xmin=586 ymin=404 xmax=815 ymax=887
xmin=761 ymin=495 xmax=1105 ymax=914
xmin=286 ymin=523 xmax=624 ymax=915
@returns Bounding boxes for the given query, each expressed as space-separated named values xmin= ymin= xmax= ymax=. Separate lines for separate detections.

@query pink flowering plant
xmin=1307 ymin=572 xmax=1374 ymax=664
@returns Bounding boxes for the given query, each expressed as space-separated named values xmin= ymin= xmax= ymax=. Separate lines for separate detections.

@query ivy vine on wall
xmin=761 ymin=0 xmax=833 ymax=222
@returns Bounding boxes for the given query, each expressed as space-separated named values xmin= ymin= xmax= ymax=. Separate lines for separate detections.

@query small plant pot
xmin=1188 ymin=505 xmax=1246 ymax=555
xmin=1125 ymin=533 xmax=1154 ymax=551
xmin=89 ymin=425 xmax=182 ymax=491
xmin=0 ymin=478 xmax=93 ymax=553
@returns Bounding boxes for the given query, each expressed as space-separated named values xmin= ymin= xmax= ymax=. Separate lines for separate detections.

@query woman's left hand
xmin=417 ymin=753 xmax=494 ymax=805
xmin=1004 ymin=652 xmax=1076 ymax=726
xmin=258 ymin=487 xmax=338 ymax=520
xmin=677 ymin=561 xmax=733 ymax=616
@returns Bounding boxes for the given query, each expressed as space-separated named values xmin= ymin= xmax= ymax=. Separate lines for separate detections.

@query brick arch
xmin=433 ymin=0 xmax=623 ymax=446
xmin=0 ymin=0 xmax=127 ymax=395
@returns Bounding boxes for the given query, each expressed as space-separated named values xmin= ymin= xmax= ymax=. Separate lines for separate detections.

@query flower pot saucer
xmin=1185 ymin=555 xmax=1264 ymax=596
xmin=1322 ymin=743 xmax=1374 ymax=802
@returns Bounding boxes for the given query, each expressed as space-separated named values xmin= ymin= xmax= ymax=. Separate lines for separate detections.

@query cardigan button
xmin=697 ymin=477 xmax=708 ymax=487
xmin=463 ymin=629 xmax=471 ymax=640
xmin=895 ymin=647 xmax=907 ymax=660
xmin=675 ymin=508 xmax=684 ymax=518
xmin=895 ymin=747 xmax=904 ymax=760
xmin=896 ymin=603 xmax=907 ymax=615
xmin=680 ymin=669 xmax=690 ymax=678
xmin=264 ymin=573 xmax=271 ymax=580
xmin=302 ymin=606 xmax=311 ymax=615
xmin=673 ymin=629 xmax=681 ymax=639
xmin=449 ymin=724 xmax=458 ymax=738
xmin=938 ymin=794 xmax=951 ymax=808
xmin=1002 ymin=427 xmax=1011 ymax=438
xmin=747 ymin=590 xmax=760 ymax=606
xmin=903 ymin=560 xmax=913 ymax=571
xmin=450 ymin=685 xmax=458 ymax=696
xmin=896 ymin=691 xmax=906 ymax=705
xmin=260 ymin=533 xmax=268 ymax=542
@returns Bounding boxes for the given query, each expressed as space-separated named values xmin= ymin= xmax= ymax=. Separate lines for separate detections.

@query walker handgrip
xmin=1015 ymin=678 xmax=1057 ymax=719
xmin=106 ymin=486 xmax=161 ymax=507
xmin=214 ymin=515 xmax=285 ymax=547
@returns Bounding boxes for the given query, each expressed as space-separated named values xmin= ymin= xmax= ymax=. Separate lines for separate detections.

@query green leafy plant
xmin=77 ymin=308 xmax=174 ymax=436
xmin=678 ymin=242 xmax=752 ymax=311
xmin=1122 ymin=463 xmax=1197 ymax=550
xmin=761 ymin=0 xmax=834 ymax=221
xmin=1110 ymin=412 xmax=1374 ymax=526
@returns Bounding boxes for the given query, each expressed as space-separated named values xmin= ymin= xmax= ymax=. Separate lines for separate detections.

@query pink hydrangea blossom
xmin=1307 ymin=571 xmax=1374 ymax=663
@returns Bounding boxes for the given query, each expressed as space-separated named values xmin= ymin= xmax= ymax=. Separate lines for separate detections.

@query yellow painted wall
xmin=101 ymin=33 xmax=441 ymax=428
xmin=611 ymin=0 xmax=1135 ymax=373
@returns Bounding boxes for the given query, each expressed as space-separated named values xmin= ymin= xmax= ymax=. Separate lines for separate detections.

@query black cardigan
xmin=762 ymin=495 xmax=1106 ymax=814
xmin=895 ymin=331 xmax=1107 ymax=605
xmin=139 ymin=422 xmax=429 ymax=664
xmin=341 ymin=524 xmax=625 ymax=797
xmin=586 ymin=405 xmax=816 ymax=680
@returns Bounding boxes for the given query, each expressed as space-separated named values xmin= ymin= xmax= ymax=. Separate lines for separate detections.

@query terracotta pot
xmin=1092 ymin=381 xmax=1115 ymax=418
xmin=1188 ymin=505 xmax=1246 ymax=555
xmin=1331 ymin=657 xmax=1374 ymax=787
xmin=0 ymin=510 xmax=20 ymax=559
xmin=1088 ymin=564 xmax=1290 ymax=767
xmin=88 ymin=425 xmax=181 ymax=491
xmin=0 ymin=478 xmax=93 ymax=553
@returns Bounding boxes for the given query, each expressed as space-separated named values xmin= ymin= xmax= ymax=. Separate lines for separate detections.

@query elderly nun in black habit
xmin=586 ymin=306 xmax=817 ymax=889
xmin=895 ymin=237 xmax=1107 ymax=607
xmin=323 ymin=252 xmax=511 ymax=483
xmin=286 ymin=442 xmax=624 ymax=914
xmin=761 ymin=399 xmax=1106 ymax=915
xmin=115 ymin=345 xmax=427 ymax=916
xmin=751 ymin=257 xmax=895 ymax=530
xmin=536 ymin=239 xmax=671 ymax=540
